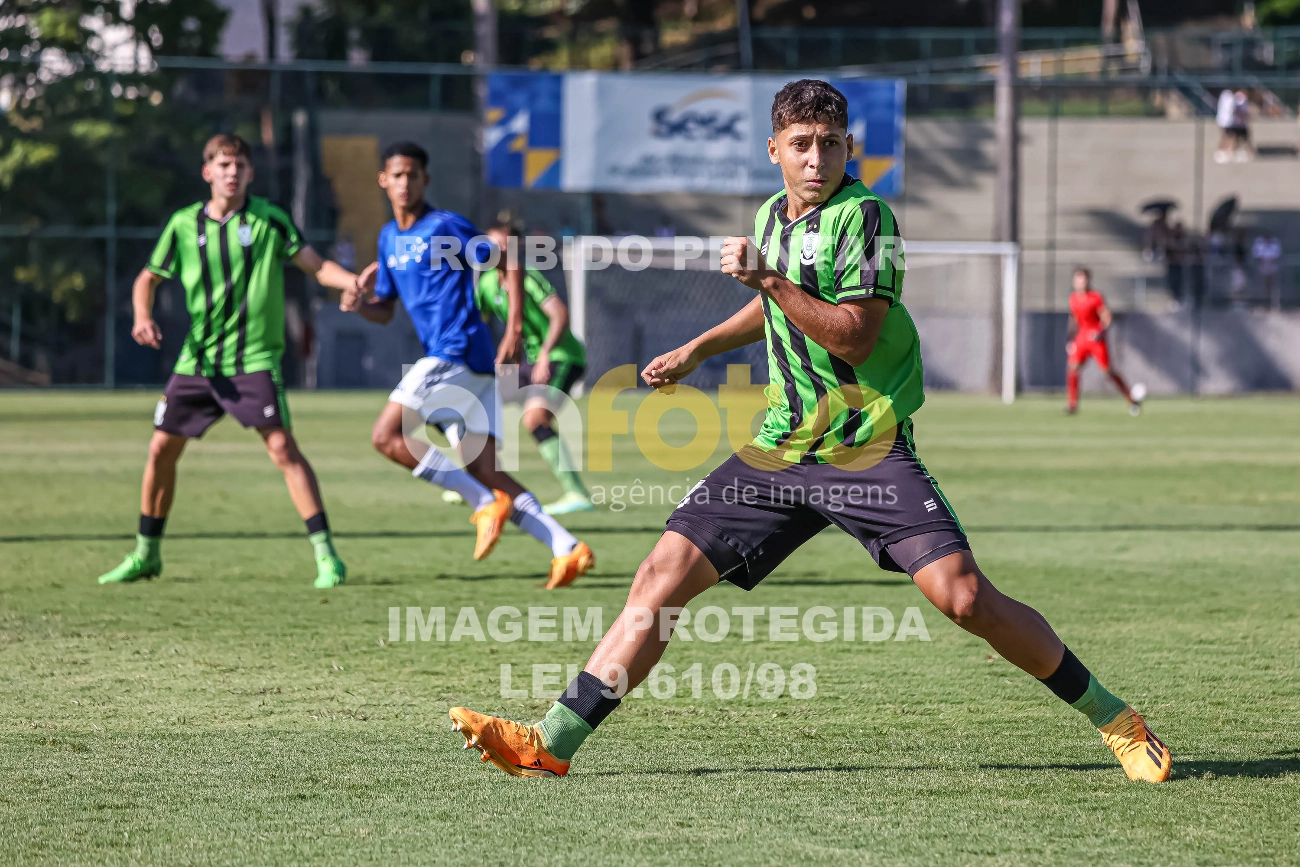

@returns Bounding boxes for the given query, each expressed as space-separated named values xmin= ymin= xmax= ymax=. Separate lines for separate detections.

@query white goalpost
xmin=566 ymin=236 xmax=1020 ymax=404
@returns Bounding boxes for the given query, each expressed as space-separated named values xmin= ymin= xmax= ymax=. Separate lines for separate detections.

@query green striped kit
xmin=751 ymin=176 xmax=926 ymax=465
xmin=148 ymin=196 xmax=304 ymax=377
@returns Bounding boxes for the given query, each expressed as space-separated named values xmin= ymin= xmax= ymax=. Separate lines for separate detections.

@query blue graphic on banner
xmin=830 ymin=78 xmax=906 ymax=198
xmin=485 ymin=73 xmax=563 ymax=189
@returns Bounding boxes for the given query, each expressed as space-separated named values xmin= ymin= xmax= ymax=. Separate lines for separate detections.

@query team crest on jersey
xmin=392 ymin=235 xmax=429 ymax=270
xmin=800 ymin=232 xmax=819 ymax=265
xmin=238 ymin=224 xmax=253 ymax=247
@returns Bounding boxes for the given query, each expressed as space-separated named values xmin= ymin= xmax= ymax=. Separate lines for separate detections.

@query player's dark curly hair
xmin=770 ymin=79 xmax=848 ymax=134
xmin=381 ymin=140 xmax=429 ymax=170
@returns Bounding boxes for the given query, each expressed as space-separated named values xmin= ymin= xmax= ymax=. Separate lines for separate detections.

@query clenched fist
xmin=719 ymin=236 xmax=768 ymax=291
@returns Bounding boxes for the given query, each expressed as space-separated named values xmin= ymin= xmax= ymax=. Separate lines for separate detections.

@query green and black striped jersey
xmin=752 ymin=176 xmax=924 ymax=464
xmin=148 ymin=196 xmax=305 ymax=377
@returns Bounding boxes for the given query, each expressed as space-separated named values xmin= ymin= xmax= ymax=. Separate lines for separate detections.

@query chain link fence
xmin=2 ymin=55 xmax=1298 ymax=390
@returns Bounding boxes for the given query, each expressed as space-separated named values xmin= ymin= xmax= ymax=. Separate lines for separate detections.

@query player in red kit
xmin=1066 ymin=268 xmax=1145 ymax=416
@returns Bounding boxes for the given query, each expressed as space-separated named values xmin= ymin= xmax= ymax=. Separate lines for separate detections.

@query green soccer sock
xmin=536 ymin=433 xmax=589 ymax=499
xmin=308 ymin=530 xmax=338 ymax=560
xmin=1071 ymin=674 xmax=1129 ymax=728
xmin=536 ymin=702 xmax=594 ymax=761
xmin=134 ymin=533 xmax=162 ymax=562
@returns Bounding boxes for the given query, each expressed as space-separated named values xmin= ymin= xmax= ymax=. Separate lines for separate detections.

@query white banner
xmin=561 ymin=72 xmax=788 ymax=195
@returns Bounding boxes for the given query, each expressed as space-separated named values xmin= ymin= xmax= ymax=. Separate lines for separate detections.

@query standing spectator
xmin=1252 ymin=234 xmax=1283 ymax=310
xmin=1230 ymin=229 xmax=1249 ymax=306
xmin=1231 ymin=90 xmax=1254 ymax=162
xmin=1215 ymin=89 xmax=1238 ymax=163
xmin=1215 ymin=89 xmax=1252 ymax=163
xmin=1166 ymin=221 xmax=1188 ymax=306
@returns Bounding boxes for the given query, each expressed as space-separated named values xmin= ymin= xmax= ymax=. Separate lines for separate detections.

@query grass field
xmin=2 ymin=390 xmax=1299 ymax=865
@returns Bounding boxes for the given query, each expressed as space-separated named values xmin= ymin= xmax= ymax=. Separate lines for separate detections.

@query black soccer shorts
xmin=665 ymin=419 xmax=970 ymax=589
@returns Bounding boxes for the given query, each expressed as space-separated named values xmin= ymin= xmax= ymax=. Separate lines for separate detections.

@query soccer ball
xmin=1130 ymin=383 xmax=1147 ymax=403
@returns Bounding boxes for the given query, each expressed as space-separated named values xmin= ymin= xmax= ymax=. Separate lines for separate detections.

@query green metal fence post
xmin=104 ymin=71 xmax=118 ymax=389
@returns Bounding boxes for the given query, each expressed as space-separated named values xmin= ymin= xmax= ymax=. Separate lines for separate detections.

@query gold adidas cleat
xmin=1100 ymin=706 xmax=1171 ymax=783
xmin=449 ymin=707 xmax=570 ymax=778
xmin=469 ymin=490 xmax=513 ymax=561
xmin=545 ymin=541 xmax=595 ymax=589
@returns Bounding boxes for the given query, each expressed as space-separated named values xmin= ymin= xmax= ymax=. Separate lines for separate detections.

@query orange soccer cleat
xmin=545 ymin=541 xmax=595 ymax=589
xmin=449 ymin=707 xmax=570 ymax=778
xmin=469 ymin=490 xmax=513 ymax=560
xmin=1100 ymin=706 xmax=1171 ymax=783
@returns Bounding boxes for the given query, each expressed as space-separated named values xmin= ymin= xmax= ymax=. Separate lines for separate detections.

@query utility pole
xmin=996 ymin=0 xmax=1019 ymax=246
xmin=472 ymin=0 xmax=499 ymax=224
xmin=472 ymin=0 xmax=498 ymax=68
xmin=995 ymin=0 xmax=1020 ymax=397
xmin=735 ymin=0 xmax=753 ymax=70
xmin=261 ymin=0 xmax=278 ymax=61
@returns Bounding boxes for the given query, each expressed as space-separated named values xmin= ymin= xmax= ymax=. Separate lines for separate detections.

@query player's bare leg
xmin=450 ymin=531 xmax=714 ymax=776
xmin=259 ymin=428 xmax=325 ymax=519
xmin=258 ymin=427 xmax=345 ymax=588
xmin=910 ymin=550 xmax=1063 ymax=677
xmin=911 ymin=550 xmax=1169 ymax=781
xmin=1099 ymin=364 xmax=1143 ymax=415
xmin=583 ymin=532 xmax=719 ymax=686
xmin=141 ymin=430 xmax=188 ymax=518
xmin=98 ymin=432 xmax=188 ymax=585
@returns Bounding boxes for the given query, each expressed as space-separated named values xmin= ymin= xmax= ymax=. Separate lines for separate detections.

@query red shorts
xmin=1067 ymin=338 xmax=1110 ymax=369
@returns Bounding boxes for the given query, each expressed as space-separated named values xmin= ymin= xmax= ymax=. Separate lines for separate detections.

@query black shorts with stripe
xmin=154 ymin=370 xmax=291 ymax=439
xmin=666 ymin=419 xmax=969 ymax=590
xmin=516 ymin=360 xmax=585 ymax=396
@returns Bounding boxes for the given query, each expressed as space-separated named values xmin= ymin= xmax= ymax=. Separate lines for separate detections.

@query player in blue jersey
xmin=340 ymin=142 xmax=594 ymax=588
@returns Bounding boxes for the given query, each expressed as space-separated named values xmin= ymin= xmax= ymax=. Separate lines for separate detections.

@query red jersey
xmin=1069 ymin=290 xmax=1106 ymax=341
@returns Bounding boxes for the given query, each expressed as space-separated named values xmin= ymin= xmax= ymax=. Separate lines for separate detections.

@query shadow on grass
xmin=0 ymin=527 xmax=670 ymax=545
xmin=8 ymin=523 xmax=1300 ymax=546
xmin=585 ymin=753 xmax=1300 ymax=780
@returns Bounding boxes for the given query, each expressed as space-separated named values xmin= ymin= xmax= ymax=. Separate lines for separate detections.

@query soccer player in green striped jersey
xmin=97 ymin=134 xmax=365 ymax=589
xmin=449 ymin=80 xmax=1171 ymax=784
xmin=475 ymin=221 xmax=592 ymax=516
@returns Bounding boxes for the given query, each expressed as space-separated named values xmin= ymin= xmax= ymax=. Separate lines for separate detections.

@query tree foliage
xmin=0 ymin=0 xmax=228 ymax=324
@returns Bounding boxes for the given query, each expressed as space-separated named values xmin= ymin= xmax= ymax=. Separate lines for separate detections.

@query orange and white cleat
xmin=545 ymin=541 xmax=594 ymax=589
xmin=469 ymin=490 xmax=513 ymax=560
xmin=449 ymin=707 xmax=570 ymax=778
xmin=1100 ymin=706 xmax=1171 ymax=783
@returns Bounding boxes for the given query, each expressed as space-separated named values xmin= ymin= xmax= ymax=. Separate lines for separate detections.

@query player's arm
xmin=1097 ymin=297 xmax=1114 ymax=331
xmin=339 ymin=261 xmax=397 ymax=324
xmin=720 ymin=236 xmax=887 ymax=367
xmin=292 ymin=245 xmax=360 ymax=294
xmin=530 ymin=294 xmax=570 ymax=384
xmin=131 ymin=267 xmax=164 ymax=349
xmin=134 ymin=215 xmax=182 ymax=350
xmin=642 ymin=297 xmax=765 ymax=388
xmin=497 ymin=259 xmax=524 ymax=365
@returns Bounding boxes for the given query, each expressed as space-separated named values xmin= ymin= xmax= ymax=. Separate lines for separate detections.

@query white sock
xmin=510 ymin=492 xmax=577 ymax=557
xmin=412 ymin=447 xmax=495 ymax=511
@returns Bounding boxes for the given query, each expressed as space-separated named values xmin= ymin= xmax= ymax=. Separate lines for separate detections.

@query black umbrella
xmin=1141 ymin=199 xmax=1178 ymax=216
xmin=1208 ymin=197 xmax=1238 ymax=233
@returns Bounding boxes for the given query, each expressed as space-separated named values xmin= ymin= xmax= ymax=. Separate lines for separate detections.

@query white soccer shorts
xmin=388 ymin=357 xmax=500 ymax=443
